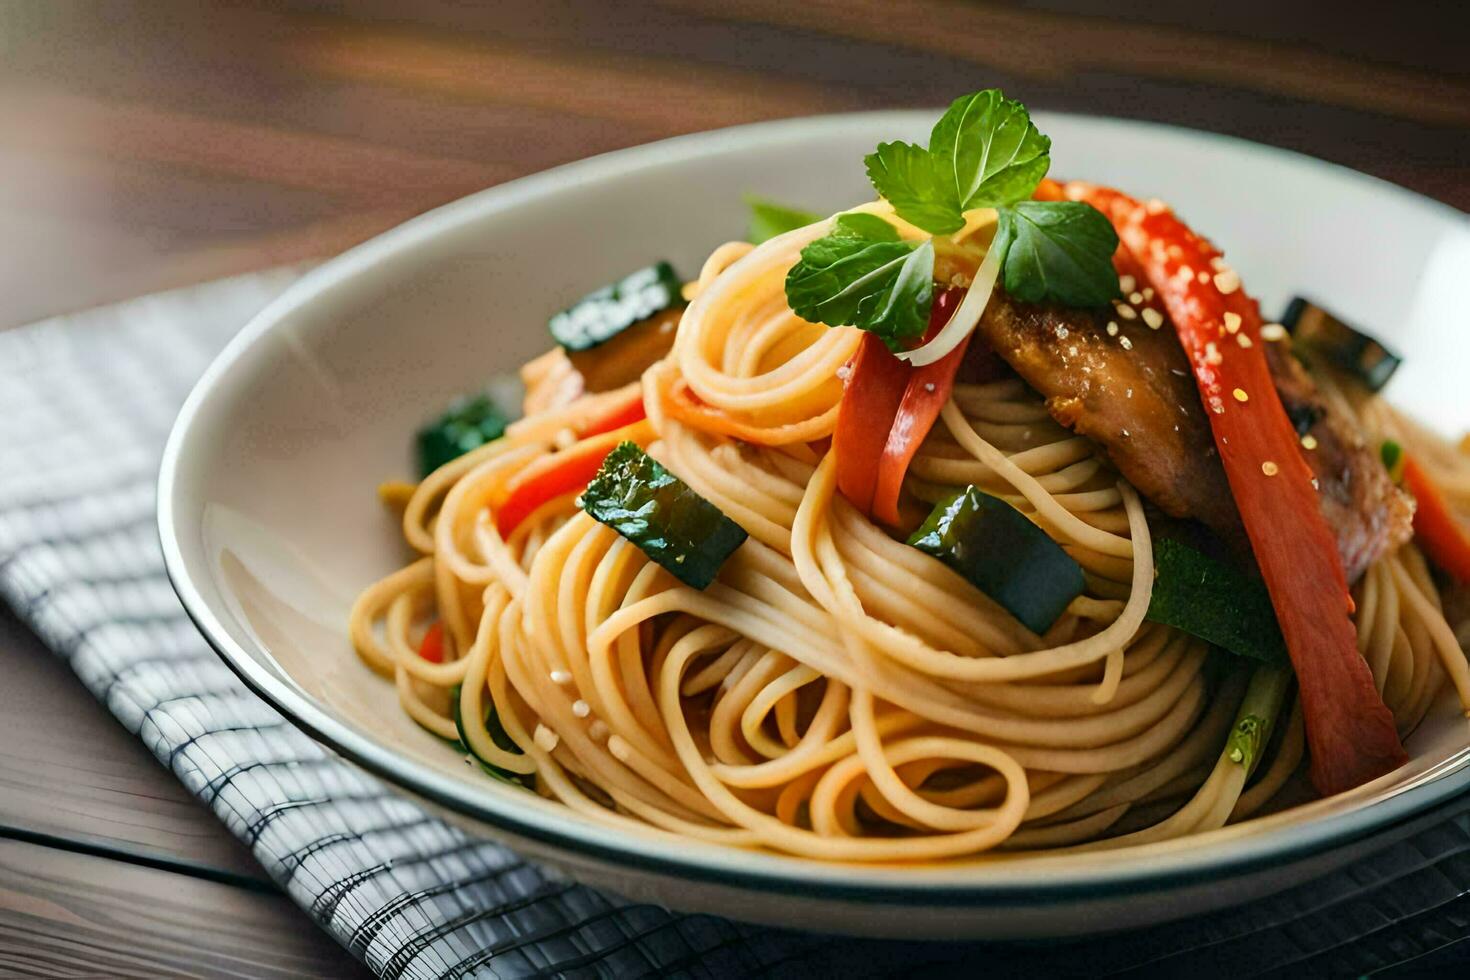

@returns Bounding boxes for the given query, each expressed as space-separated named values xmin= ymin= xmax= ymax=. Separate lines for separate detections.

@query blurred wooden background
xmin=0 ymin=2 xmax=1464 ymax=975
xmin=0 ymin=0 xmax=1465 ymax=331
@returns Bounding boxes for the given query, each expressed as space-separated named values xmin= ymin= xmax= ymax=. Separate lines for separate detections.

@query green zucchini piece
xmin=450 ymin=683 xmax=530 ymax=787
xmin=907 ymin=486 xmax=1084 ymax=634
xmin=549 ymin=262 xmax=684 ymax=353
xmin=1146 ymin=537 xmax=1287 ymax=664
xmin=746 ymin=195 xmax=821 ymax=244
xmin=581 ymin=442 xmax=748 ymax=589
xmin=1283 ymin=297 xmax=1402 ymax=392
xmin=416 ymin=394 xmax=512 ymax=477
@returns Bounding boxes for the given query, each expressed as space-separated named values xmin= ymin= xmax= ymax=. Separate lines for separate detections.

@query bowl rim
xmin=158 ymin=107 xmax=1470 ymax=904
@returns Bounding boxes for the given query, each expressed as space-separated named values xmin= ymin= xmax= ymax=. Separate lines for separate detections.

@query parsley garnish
xmin=746 ymin=195 xmax=821 ymax=244
xmin=784 ymin=89 xmax=1120 ymax=342
xmin=993 ymin=201 xmax=1123 ymax=308
xmin=785 ymin=213 xmax=935 ymax=349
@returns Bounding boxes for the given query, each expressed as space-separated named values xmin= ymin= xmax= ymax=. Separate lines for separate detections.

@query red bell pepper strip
xmin=833 ymin=334 xmax=911 ymax=514
xmin=871 ymin=287 xmax=969 ymax=526
xmin=574 ymin=384 xmax=646 ymax=438
xmin=1403 ymin=457 xmax=1470 ymax=582
xmin=495 ymin=419 xmax=654 ymax=536
xmin=417 ymin=622 xmax=444 ymax=663
xmin=1068 ymin=181 xmax=1406 ymax=797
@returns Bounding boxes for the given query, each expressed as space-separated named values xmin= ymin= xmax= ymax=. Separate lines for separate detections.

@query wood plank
xmin=0 ymin=838 xmax=369 ymax=979
xmin=0 ymin=609 xmax=267 ymax=884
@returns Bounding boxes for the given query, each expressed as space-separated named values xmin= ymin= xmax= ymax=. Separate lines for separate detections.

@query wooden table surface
xmin=0 ymin=1 xmax=1463 ymax=975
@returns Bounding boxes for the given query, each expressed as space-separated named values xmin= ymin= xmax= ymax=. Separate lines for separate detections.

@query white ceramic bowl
xmin=159 ymin=110 xmax=1470 ymax=939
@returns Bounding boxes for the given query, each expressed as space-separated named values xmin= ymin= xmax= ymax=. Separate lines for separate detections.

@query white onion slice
xmin=896 ymin=239 xmax=1003 ymax=367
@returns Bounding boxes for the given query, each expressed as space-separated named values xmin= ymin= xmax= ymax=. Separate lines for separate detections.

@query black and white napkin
xmin=1 ymin=270 xmax=1467 ymax=978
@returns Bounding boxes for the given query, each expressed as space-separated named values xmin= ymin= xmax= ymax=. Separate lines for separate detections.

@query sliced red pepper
xmin=871 ymin=287 xmax=969 ymax=526
xmin=417 ymin=622 xmax=444 ymax=663
xmin=495 ymin=419 xmax=654 ymax=536
xmin=574 ymin=384 xmax=646 ymax=438
xmin=1403 ymin=457 xmax=1470 ymax=582
xmin=1069 ymin=181 xmax=1406 ymax=797
xmin=833 ymin=334 xmax=911 ymax=514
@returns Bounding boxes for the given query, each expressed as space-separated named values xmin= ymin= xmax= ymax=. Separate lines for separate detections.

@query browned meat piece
xmin=1264 ymin=340 xmax=1415 ymax=581
xmin=975 ymin=291 xmax=1244 ymax=541
xmin=974 ymin=288 xmax=1411 ymax=583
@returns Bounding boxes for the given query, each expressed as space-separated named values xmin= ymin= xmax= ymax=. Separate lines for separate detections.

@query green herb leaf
xmin=864 ymin=141 xmax=965 ymax=235
xmin=1381 ymin=439 xmax=1404 ymax=481
xmin=1146 ymin=537 xmax=1287 ymax=664
xmin=785 ymin=223 xmax=935 ymax=347
xmin=993 ymin=201 xmax=1121 ymax=307
xmin=928 ymin=90 xmax=1051 ymax=212
xmin=746 ymin=195 xmax=821 ymax=244
xmin=832 ymin=212 xmax=901 ymax=241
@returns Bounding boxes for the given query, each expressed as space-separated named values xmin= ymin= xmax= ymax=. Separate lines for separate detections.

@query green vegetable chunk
xmin=549 ymin=261 xmax=683 ymax=353
xmin=1146 ymin=537 xmax=1287 ymax=664
xmin=449 ymin=683 xmax=529 ymax=787
xmin=1283 ymin=297 xmax=1402 ymax=392
xmin=417 ymin=394 xmax=512 ymax=477
xmin=907 ymin=486 xmax=1084 ymax=634
xmin=1381 ymin=439 xmax=1405 ymax=482
xmin=582 ymin=442 xmax=748 ymax=589
xmin=746 ymin=195 xmax=821 ymax=244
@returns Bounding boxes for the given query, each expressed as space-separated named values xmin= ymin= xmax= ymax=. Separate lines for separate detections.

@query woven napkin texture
xmin=1 ymin=270 xmax=1468 ymax=979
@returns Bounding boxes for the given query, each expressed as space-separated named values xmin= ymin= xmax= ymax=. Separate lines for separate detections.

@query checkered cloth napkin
xmin=2 ymin=270 xmax=1469 ymax=978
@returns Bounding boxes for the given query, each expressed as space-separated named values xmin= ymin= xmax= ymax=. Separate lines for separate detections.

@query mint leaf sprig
xmin=784 ymin=90 xmax=1121 ymax=350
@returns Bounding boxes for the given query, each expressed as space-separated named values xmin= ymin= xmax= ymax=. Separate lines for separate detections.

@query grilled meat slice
xmin=975 ymin=291 xmax=1244 ymax=541
xmin=1264 ymin=339 xmax=1415 ymax=581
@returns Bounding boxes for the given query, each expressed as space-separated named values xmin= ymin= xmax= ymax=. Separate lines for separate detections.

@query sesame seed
xmin=1106 ymin=321 xmax=1120 ymax=336
xmin=1211 ymin=402 xmax=1225 ymax=415
xmin=1120 ymin=336 xmax=1133 ymax=350
xmin=608 ymin=734 xmax=632 ymax=762
xmin=1302 ymin=434 xmax=1319 ymax=450
xmin=1197 ymin=270 xmax=1210 ymax=284
xmin=923 ymin=381 xmax=936 ymax=392
xmin=1129 ymin=291 xmax=1144 ymax=304
xmin=1142 ymin=287 xmax=1155 ymax=300
xmin=1168 ymin=244 xmax=1184 ymax=259
xmin=836 ymin=364 xmax=851 ymax=381
xmin=572 ymin=699 xmax=591 ymax=718
xmin=1122 ymin=428 xmax=1130 ymax=437
xmin=550 ymin=669 xmax=572 ymax=685
xmin=1055 ymin=324 xmax=1070 ymax=339
xmin=1116 ymin=304 xmax=1138 ymax=320
xmin=534 ymin=725 xmax=560 ymax=752
xmin=1237 ymin=333 xmax=1253 ymax=348
xmin=1224 ymin=312 xmax=1242 ymax=334
xmin=1233 ymin=388 xmax=1249 ymax=402
xmin=1147 ymin=198 xmax=1168 ymax=215
xmin=1261 ymin=323 xmax=1287 ymax=341
xmin=1126 ymin=387 xmax=1134 ymax=398
xmin=1214 ymin=270 xmax=1241 ymax=294
xmin=1142 ymin=308 xmax=1164 ymax=329
xmin=951 ymin=273 xmax=972 ymax=288
xmin=1119 ymin=275 xmax=1137 ymax=293
xmin=1178 ymin=264 xmax=1195 ymax=282
xmin=1204 ymin=342 xmax=1222 ymax=365
xmin=1067 ymin=346 xmax=1078 ymax=357
xmin=1261 ymin=461 xmax=1279 ymax=476
xmin=1311 ymin=477 xmax=1320 ymax=490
